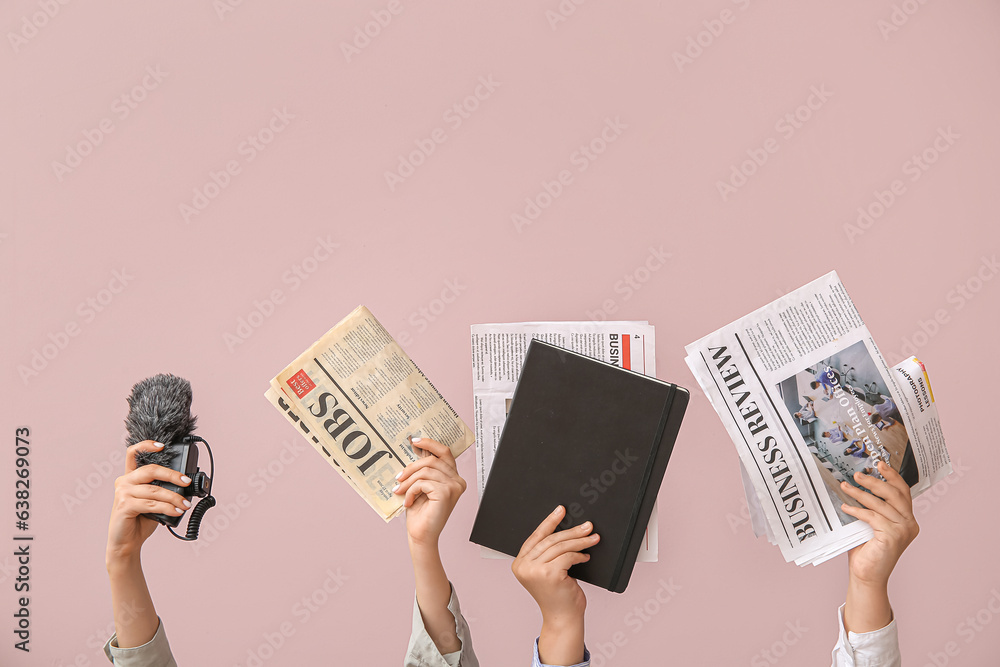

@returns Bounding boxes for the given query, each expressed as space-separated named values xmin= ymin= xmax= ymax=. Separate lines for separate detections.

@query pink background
xmin=3 ymin=1 xmax=999 ymax=665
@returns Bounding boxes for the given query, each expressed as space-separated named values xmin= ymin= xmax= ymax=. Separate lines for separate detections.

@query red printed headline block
xmin=286 ymin=369 xmax=316 ymax=398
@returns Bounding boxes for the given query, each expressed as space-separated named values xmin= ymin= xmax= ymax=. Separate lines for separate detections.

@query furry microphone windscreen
xmin=125 ymin=374 xmax=198 ymax=467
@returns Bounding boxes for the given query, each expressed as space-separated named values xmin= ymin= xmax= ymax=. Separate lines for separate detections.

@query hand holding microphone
xmin=106 ymin=441 xmax=192 ymax=563
xmin=121 ymin=374 xmax=216 ymax=541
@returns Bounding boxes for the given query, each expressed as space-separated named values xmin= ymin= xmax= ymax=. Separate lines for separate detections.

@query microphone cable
xmin=166 ymin=435 xmax=217 ymax=542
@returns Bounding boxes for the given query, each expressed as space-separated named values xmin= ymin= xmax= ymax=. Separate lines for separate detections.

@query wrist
xmin=539 ymin=612 xmax=586 ymax=666
xmin=541 ymin=610 xmax=585 ymax=633
xmin=848 ymin=574 xmax=889 ymax=593
xmin=106 ymin=544 xmax=142 ymax=575
xmin=845 ymin=577 xmax=892 ymax=633
xmin=407 ymin=534 xmax=441 ymax=559
xmin=848 ymin=567 xmax=891 ymax=592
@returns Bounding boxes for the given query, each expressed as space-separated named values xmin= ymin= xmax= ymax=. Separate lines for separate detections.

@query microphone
xmin=124 ymin=374 xmax=216 ymax=540
xmin=125 ymin=374 xmax=198 ymax=466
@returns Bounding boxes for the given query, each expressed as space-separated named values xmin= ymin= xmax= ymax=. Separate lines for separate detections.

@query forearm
xmin=409 ymin=539 xmax=461 ymax=654
xmin=844 ymin=577 xmax=892 ymax=634
xmin=538 ymin=613 xmax=585 ymax=666
xmin=107 ymin=553 xmax=160 ymax=648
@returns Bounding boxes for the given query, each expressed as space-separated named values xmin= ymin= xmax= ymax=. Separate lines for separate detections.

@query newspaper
xmin=471 ymin=321 xmax=658 ymax=561
xmin=266 ymin=305 xmax=475 ymax=522
xmin=684 ymin=272 xmax=952 ymax=565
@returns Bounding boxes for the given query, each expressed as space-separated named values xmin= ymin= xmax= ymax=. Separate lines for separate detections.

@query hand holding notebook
xmin=470 ymin=339 xmax=689 ymax=593
xmin=512 ymin=505 xmax=596 ymax=666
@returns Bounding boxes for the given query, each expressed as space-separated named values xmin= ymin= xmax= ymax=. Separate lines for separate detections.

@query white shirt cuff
xmin=531 ymin=637 xmax=591 ymax=667
xmin=832 ymin=603 xmax=901 ymax=667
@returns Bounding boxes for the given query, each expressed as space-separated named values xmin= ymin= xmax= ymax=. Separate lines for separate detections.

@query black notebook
xmin=470 ymin=339 xmax=689 ymax=593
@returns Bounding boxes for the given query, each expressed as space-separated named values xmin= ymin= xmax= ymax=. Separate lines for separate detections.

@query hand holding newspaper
xmin=265 ymin=306 xmax=474 ymax=522
xmin=685 ymin=272 xmax=952 ymax=565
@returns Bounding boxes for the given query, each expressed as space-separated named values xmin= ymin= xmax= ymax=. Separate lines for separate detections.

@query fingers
xmin=840 ymin=479 xmax=904 ymax=524
xmin=119 ymin=495 xmax=185 ymax=518
xmin=840 ymin=502 xmax=885 ymax=530
xmin=393 ymin=466 xmax=453 ymax=498
xmin=407 ymin=437 xmax=457 ymax=469
xmin=518 ymin=506 xmax=565 ymax=558
xmin=539 ymin=531 xmax=600 ymax=564
xmin=853 ymin=465 xmax=912 ymax=518
xmin=123 ymin=464 xmax=191 ymax=489
xmin=125 ymin=440 xmax=167 ymax=472
xmin=550 ymin=550 xmax=592 ymax=572
xmin=528 ymin=520 xmax=596 ymax=561
xmin=401 ymin=479 xmax=435 ymax=508
xmin=129 ymin=484 xmax=191 ymax=512
xmin=875 ymin=462 xmax=913 ymax=503
xmin=396 ymin=454 xmax=459 ymax=484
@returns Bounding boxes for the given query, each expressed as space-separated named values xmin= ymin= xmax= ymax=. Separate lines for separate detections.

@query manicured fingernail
xmin=410 ymin=436 xmax=422 ymax=443
xmin=181 ymin=475 xmax=192 ymax=484
xmin=552 ymin=505 xmax=563 ymax=515
xmin=183 ymin=499 xmax=192 ymax=508
xmin=391 ymin=484 xmax=400 ymax=493
xmin=174 ymin=506 xmax=184 ymax=514
xmin=591 ymin=534 xmax=600 ymax=541
xmin=395 ymin=471 xmax=403 ymax=480
xmin=153 ymin=442 xmax=165 ymax=448
xmin=580 ymin=521 xmax=592 ymax=529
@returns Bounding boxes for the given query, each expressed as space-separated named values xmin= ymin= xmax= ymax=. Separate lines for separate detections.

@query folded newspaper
xmin=685 ymin=272 xmax=952 ymax=566
xmin=470 ymin=321 xmax=659 ymax=562
xmin=265 ymin=305 xmax=475 ymax=522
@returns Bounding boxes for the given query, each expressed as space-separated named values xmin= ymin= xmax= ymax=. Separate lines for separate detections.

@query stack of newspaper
xmin=470 ymin=321 xmax=659 ymax=562
xmin=265 ymin=305 xmax=475 ymax=522
xmin=685 ymin=272 xmax=952 ymax=565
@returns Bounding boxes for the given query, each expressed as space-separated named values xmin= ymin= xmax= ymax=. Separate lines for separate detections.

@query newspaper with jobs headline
xmin=266 ymin=305 xmax=475 ymax=522
xmin=685 ymin=271 xmax=952 ymax=565
xmin=470 ymin=321 xmax=659 ymax=562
